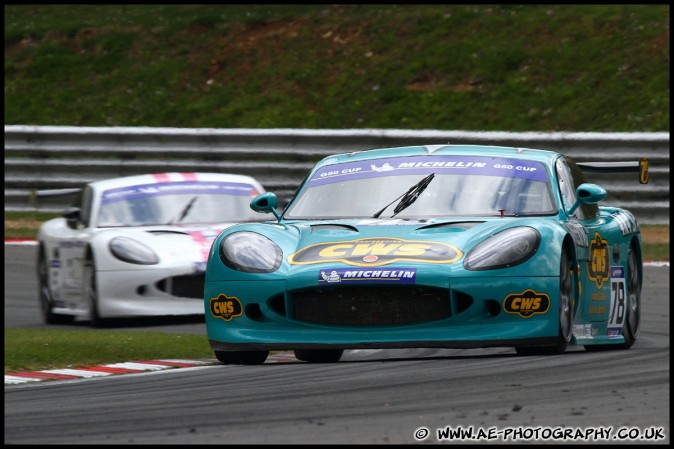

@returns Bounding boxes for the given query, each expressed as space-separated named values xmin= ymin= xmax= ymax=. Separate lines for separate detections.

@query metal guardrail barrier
xmin=4 ymin=125 xmax=669 ymax=224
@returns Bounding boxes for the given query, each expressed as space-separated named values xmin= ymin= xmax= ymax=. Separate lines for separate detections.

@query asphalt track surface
xmin=4 ymin=244 xmax=670 ymax=444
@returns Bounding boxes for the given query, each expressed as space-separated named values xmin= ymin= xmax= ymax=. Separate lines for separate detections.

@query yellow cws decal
xmin=209 ymin=294 xmax=243 ymax=321
xmin=588 ymin=232 xmax=610 ymax=289
xmin=287 ymin=237 xmax=462 ymax=267
xmin=503 ymin=289 xmax=551 ymax=318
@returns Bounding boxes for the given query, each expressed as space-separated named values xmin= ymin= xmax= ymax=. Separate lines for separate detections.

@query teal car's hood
xmin=268 ymin=216 xmax=558 ymax=268
xmin=286 ymin=218 xmax=488 ymax=267
xmin=208 ymin=216 xmax=568 ymax=281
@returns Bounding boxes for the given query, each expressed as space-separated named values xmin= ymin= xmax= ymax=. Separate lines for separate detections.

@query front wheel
xmin=38 ymin=248 xmax=74 ymax=325
xmin=294 ymin=349 xmax=344 ymax=363
xmin=516 ymin=249 xmax=573 ymax=356
xmin=215 ymin=350 xmax=269 ymax=365
xmin=83 ymin=255 xmax=106 ymax=328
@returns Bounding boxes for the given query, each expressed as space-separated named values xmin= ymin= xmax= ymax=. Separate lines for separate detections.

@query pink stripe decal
xmin=180 ymin=172 xmax=198 ymax=181
xmin=185 ymin=230 xmax=213 ymax=262
xmin=152 ymin=173 xmax=171 ymax=183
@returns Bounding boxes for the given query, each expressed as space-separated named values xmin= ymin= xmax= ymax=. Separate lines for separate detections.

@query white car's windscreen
xmin=284 ymin=155 xmax=556 ymax=219
xmin=97 ymin=181 xmax=263 ymax=227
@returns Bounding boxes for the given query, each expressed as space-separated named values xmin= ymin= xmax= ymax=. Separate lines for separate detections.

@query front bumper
xmin=204 ymin=274 xmax=562 ymax=350
xmin=97 ymin=266 xmax=206 ymax=318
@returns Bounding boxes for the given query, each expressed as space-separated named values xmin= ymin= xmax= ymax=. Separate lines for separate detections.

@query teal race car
xmin=204 ymin=144 xmax=649 ymax=364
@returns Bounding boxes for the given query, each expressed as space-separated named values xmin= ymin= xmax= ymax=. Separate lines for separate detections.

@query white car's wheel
xmin=38 ymin=247 xmax=74 ymax=324
xmin=83 ymin=254 xmax=105 ymax=328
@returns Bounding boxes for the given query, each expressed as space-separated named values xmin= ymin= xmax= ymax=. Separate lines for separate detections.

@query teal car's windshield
xmin=97 ymin=181 xmax=264 ymax=227
xmin=284 ymin=155 xmax=557 ymax=219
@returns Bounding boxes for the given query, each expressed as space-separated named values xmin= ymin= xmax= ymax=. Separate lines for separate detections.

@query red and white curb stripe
xmin=5 ymin=359 xmax=216 ymax=385
xmin=5 ymin=354 xmax=297 ymax=385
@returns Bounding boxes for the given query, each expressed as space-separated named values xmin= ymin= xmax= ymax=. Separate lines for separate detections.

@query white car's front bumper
xmin=96 ymin=266 xmax=206 ymax=318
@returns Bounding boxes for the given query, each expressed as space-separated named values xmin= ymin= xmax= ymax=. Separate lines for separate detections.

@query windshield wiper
xmin=372 ymin=173 xmax=435 ymax=219
xmin=169 ymin=196 xmax=198 ymax=224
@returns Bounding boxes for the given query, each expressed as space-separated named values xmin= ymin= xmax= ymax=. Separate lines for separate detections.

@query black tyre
xmin=84 ymin=255 xmax=106 ymax=328
xmin=516 ymin=249 xmax=573 ymax=356
xmin=38 ymin=248 xmax=74 ymax=324
xmin=294 ymin=349 xmax=344 ymax=363
xmin=621 ymin=246 xmax=641 ymax=348
xmin=585 ymin=244 xmax=641 ymax=351
xmin=215 ymin=350 xmax=269 ymax=365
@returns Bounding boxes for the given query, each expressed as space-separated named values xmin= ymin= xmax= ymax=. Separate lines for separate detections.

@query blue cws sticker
xmin=309 ymin=155 xmax=548 ymax=187
xmin=318 ymin=268 xmax=417 ymax=284
xmin=102 ymin=181 xmax=258 ymax=205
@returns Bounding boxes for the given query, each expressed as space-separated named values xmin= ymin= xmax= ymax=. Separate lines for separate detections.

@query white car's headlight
xmin=463 ymin=227 xmax=540 ymax=271
xmin=220 ymin=231 xmax=282 ymax=273
xmin=109 ymin=237 xmax=160 ymax=265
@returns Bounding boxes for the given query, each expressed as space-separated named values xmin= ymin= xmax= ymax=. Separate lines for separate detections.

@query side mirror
xmin=250 ymin=193 xmax=281 ymax=221
xmin=568 ymin=183 xmax=607 ymax=216
xmin=63 ymin=207 xmax=82 ymax=230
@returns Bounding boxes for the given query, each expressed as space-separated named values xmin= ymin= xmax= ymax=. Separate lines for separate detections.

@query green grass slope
xmin=4 ymin=4 xmax=669 ymax=130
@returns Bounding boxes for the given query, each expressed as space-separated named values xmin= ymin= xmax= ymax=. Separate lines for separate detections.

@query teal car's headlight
xmin=463 ymin=227 xmax=540 ymax=271
xmin=219 ymin=231 xmax=282 ymax=273
xmin=109 ymin=237 xmax=159 ymax=265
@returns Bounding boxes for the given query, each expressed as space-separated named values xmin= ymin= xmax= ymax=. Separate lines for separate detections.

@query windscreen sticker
xmin=503 ymin=289 xmax=550 ymax=318
xmin=607 ymin=266 xmax=626 ymax=338
xmin=309 ymin=156 xmax=548 ymax=187
xmin=319 ymin=268 xmax=417 ymax=284
xmin=588 ymin=232 xmax=610 ymax=289
xmin=209 ymin=293 xmax=243 ymax=321
xmin=288 ymin=237 xmax=462 ymax=267
xmin=102 ymin=181 xmax=259 ymax=205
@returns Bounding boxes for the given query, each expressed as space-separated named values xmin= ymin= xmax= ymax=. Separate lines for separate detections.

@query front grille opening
xmin=267 ymin=294 xmax=287 ymax=317
xmin=245 ymin=303 xmax=264 ymax=321
xmin=290 ymin=285 xmax=450 ymax=326
xmin=486 ymin=299 xmax=501 ymax=317
xmin=453 ymin=290 xmax=474 ymax=314
xmin=156 ymin=273 xmax=205 ymax=299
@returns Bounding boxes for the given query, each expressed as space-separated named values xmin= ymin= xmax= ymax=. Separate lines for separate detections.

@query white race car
xmin=37 ymin=172 xmax=266 ymax=326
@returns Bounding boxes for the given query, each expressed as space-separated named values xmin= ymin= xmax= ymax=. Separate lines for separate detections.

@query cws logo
xmin=209 ymin=294 xmax=243 ymax=321
xmin=288 ymin=237 xmax=462 ymax=267
xmin=588 ymin=232 xmax=610 ymax=289
xmin=503 ymin=289 xmax=550 ymax=318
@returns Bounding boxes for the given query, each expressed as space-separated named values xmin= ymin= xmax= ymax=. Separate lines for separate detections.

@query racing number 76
xmin=609 ymin=280 xmax=625 ymax=325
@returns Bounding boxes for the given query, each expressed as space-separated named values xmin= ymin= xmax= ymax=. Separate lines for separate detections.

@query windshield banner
xmin=102 ymin=181 xmax=258 ymax=205
xmin=308 ymin=156 xmax=548 ymax=186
